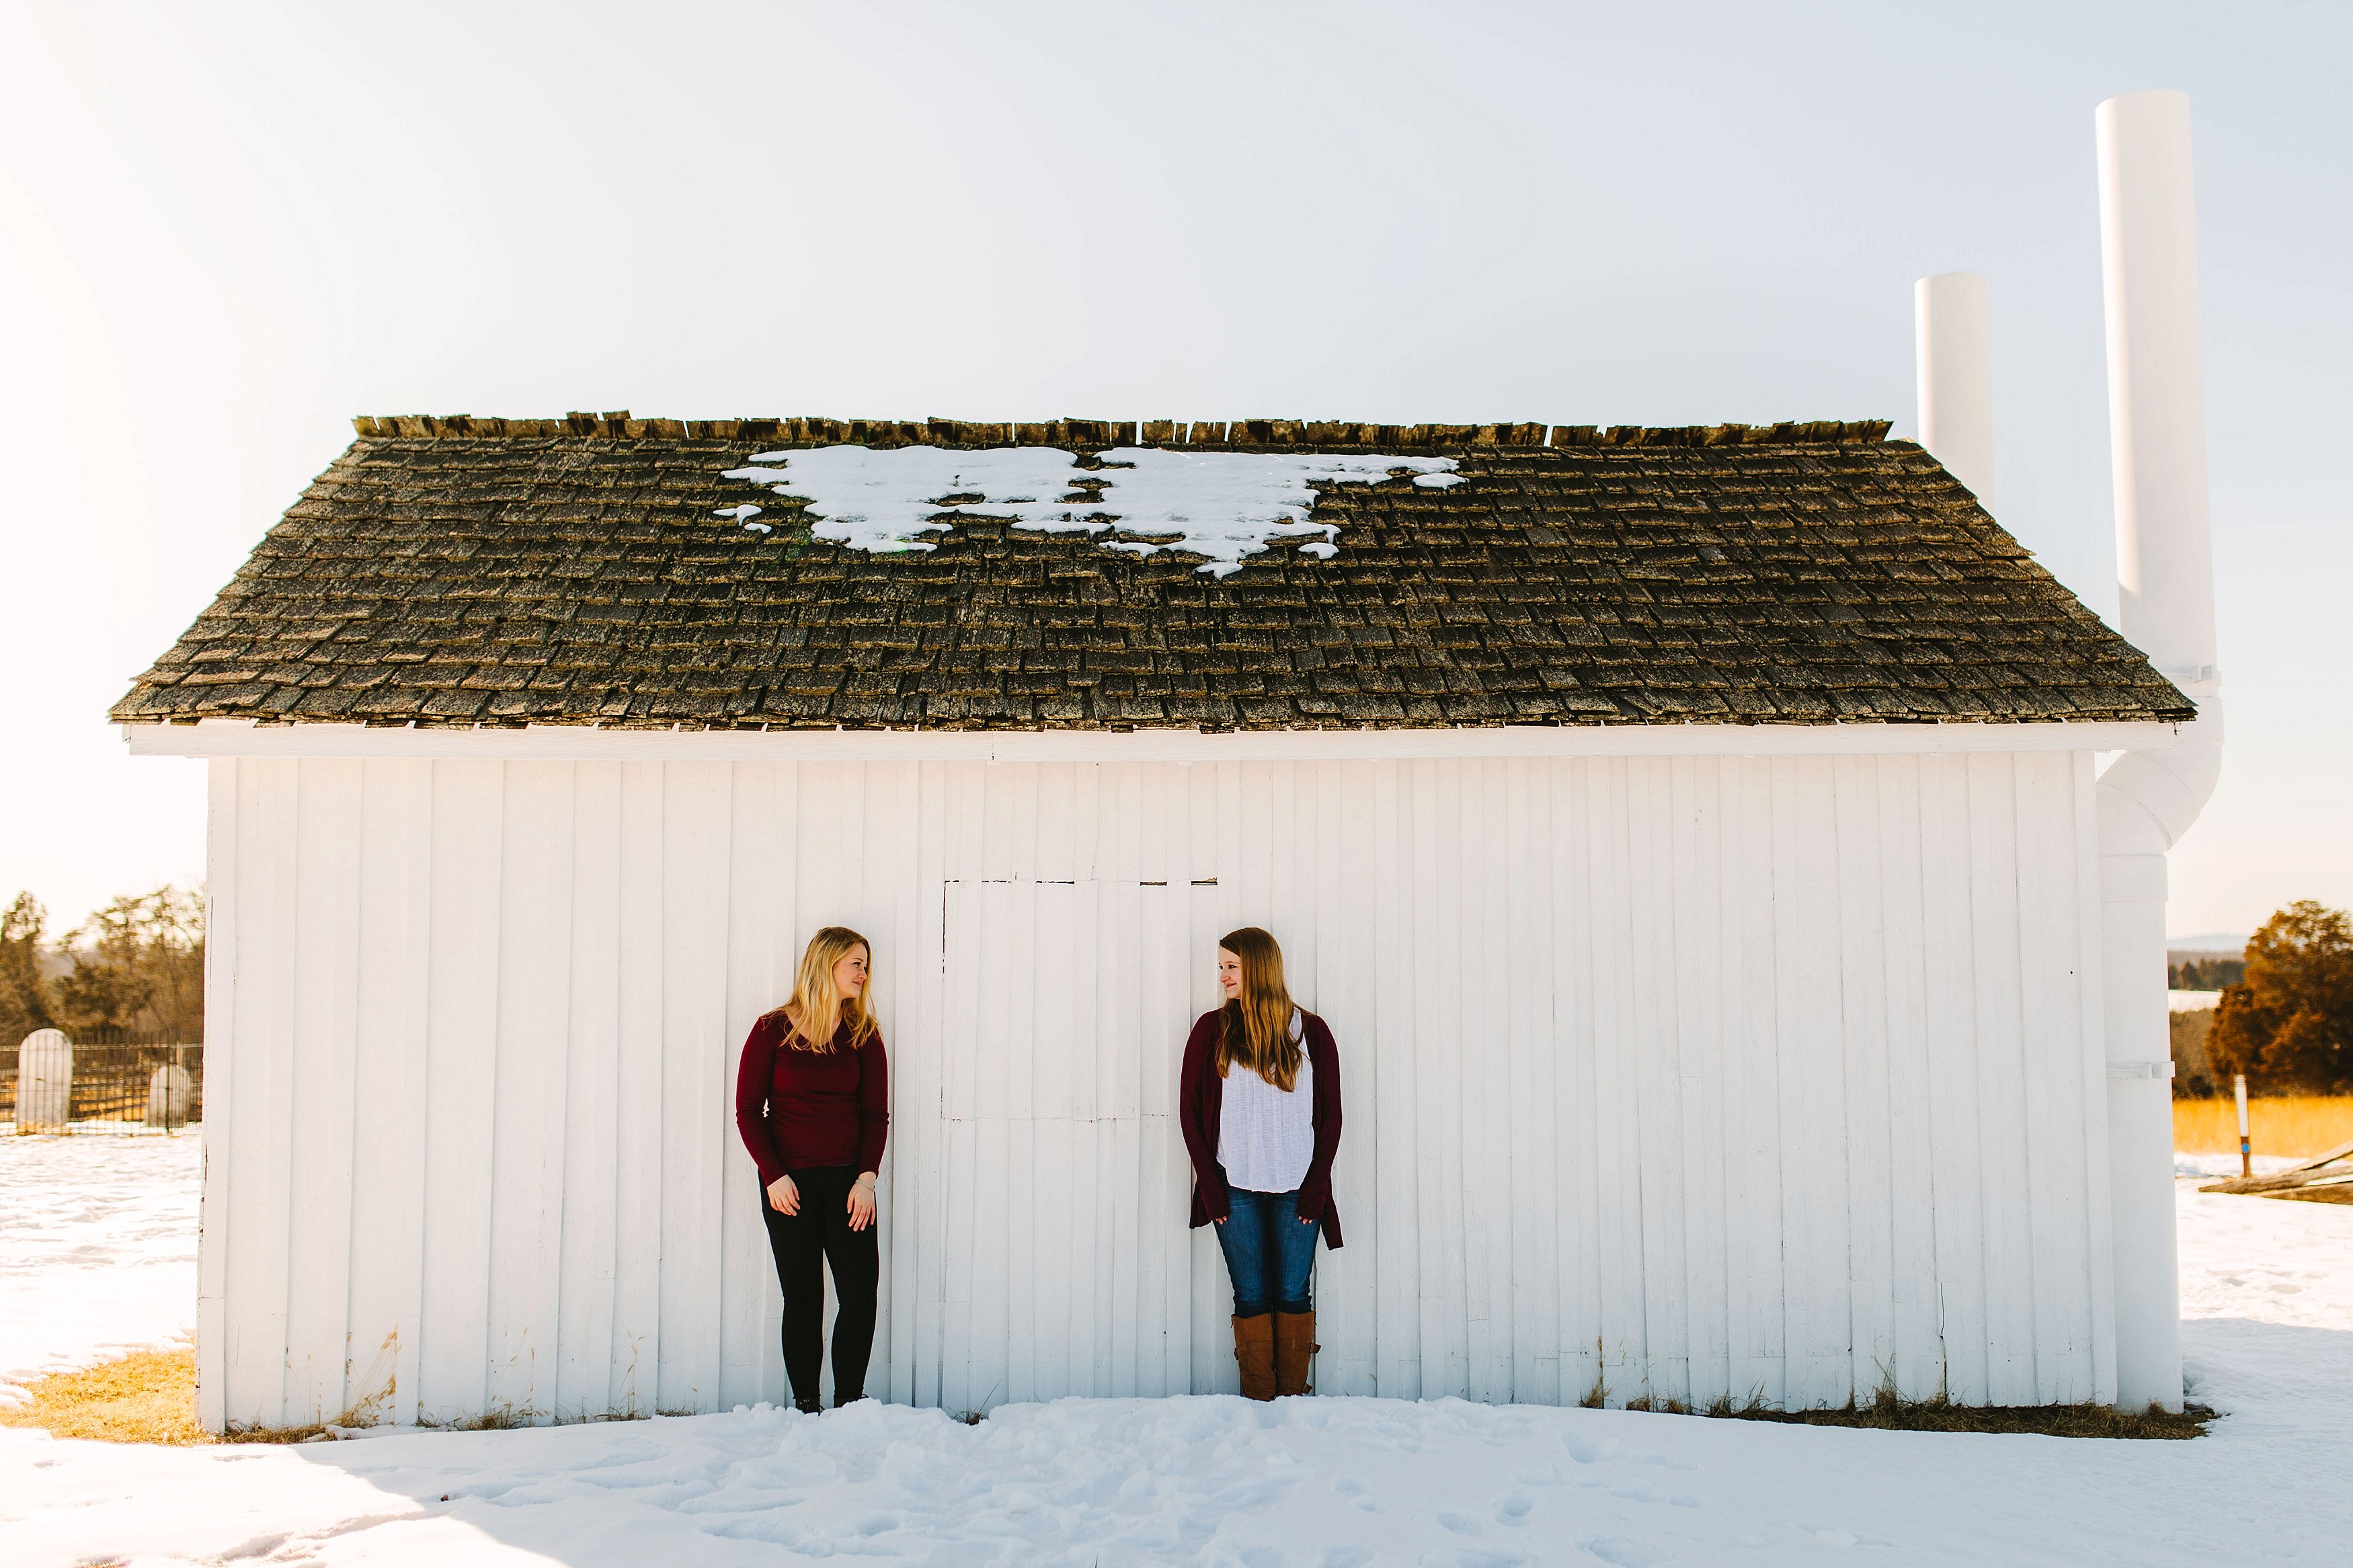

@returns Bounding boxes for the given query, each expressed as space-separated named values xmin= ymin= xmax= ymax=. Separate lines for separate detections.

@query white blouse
xmin=1218 ymin=1009 xmax=1316 ymax=1194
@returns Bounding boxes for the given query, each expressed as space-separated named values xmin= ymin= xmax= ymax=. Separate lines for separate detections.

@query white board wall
xmin=196 ymin=749 xmax=2114 ymax=1430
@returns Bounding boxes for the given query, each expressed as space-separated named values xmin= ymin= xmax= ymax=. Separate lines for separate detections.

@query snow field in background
xmin=0 ymin=1131 xmax=200 ymax=1403
xmin=717 ymin=445 xmax=1462 ymax=574
xmin=2 ymin=1138 xmax=2348 ymax=1565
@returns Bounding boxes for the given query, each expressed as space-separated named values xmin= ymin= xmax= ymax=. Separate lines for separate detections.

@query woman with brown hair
xmin=1177 ymin=925 xmax=1344 ymax=1401
xmin=735 ymin=926 xmax=888 ymax=1414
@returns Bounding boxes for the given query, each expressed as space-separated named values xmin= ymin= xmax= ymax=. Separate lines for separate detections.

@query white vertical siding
xmin=201 ymin=749 xmax=2116 ymax=1427
xmin=344 ymin=757 xmax=432 ymax=1427
xmin=556 ymin=761 xmax=623 ymax=1421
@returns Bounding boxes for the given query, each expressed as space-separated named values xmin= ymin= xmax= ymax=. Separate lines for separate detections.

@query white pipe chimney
xmin=1915 ymin=272 xmax=1995 ymax=507
xmin=2093 ymin=87 xmax=2223 ymax=1414
xmin=2100 ymin=92 xmax=2218 ymax=678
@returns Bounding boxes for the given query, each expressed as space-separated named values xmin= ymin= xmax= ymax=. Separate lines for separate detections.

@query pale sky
xmin=2 ymin=0 xmax=2345 ymax=943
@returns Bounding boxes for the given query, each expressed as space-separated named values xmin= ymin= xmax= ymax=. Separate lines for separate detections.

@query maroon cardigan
xmin=1177 ymin=1008 xmax=1344 ymax=1248
xmin=734 ymin=1012 xmax=889 ymax=1187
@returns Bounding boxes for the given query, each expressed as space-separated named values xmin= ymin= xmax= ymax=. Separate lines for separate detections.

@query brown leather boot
xmin=1274 ymin=1310 xmax=1318 ymax=1397
xmin=1232 ymin=1314 xmax=1277 ymax=1401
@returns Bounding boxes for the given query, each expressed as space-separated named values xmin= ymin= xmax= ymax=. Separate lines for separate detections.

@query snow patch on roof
xmin=719 ymin=445 xmax=1460 ymax=575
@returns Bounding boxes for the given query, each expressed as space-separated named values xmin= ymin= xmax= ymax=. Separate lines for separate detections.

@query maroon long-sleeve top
xmin=1177 ymin=1008 xmax=1345 ymax=1247
xmin=734 ymin=1012 xmax=889 ymax=1187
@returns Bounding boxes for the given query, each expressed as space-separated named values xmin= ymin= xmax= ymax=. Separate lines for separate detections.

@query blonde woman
xmin=1177 ymin=926 xmax=1344 ymax=1401
xmin=735 ymin=926 xmax=889 ymax=1413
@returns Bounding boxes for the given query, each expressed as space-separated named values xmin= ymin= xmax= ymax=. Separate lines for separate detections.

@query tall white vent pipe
xmin=2095 ymin=88 xmax=2222 ymax=1413
xmin=1915 ymin=272 xmax=1995 ymax=507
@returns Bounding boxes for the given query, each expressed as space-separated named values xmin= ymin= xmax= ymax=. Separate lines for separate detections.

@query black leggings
xmin=758 ymin=1165 xmax=880 ymax=1407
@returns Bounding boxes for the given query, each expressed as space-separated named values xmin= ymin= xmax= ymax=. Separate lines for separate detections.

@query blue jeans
xmin=1215 ymin=1186 xmax=1318 ymax=1317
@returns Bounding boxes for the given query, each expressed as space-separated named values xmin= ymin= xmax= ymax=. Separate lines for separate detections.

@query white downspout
xmin=2094 ymin=88 xmax=2222 ymax=1413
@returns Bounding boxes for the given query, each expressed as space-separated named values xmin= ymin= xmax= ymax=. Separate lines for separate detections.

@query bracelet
xmin=854 ymin=1174 xmax=877 ymax=1188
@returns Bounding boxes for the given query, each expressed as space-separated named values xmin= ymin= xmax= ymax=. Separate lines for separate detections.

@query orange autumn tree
xmin=2207 ymin=901 xmax=2353 ymax=1094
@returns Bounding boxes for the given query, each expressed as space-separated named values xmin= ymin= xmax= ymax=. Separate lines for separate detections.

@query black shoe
xmin=834 ymin=1391 xmax=869 ymax=1409
xmin=793 ymin=1397 xmax=823 ymax=1415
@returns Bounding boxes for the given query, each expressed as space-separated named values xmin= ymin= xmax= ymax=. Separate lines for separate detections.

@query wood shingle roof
xmin=112 ymin=414 xmax=2193 ymax=732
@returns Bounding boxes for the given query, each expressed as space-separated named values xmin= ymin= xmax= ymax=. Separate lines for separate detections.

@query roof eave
xmin=122 ymin=716 xmax=2187 ymax=764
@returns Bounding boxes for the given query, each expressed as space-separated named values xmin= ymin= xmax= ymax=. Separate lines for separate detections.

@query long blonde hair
xmin=768 ymin=926 xmax=877 ymax=1052
xmin=1215 ymin=926 xmax=1303 ymax=1091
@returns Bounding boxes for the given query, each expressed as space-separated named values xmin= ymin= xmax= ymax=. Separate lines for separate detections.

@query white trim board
xmin=124 ymin=718 xmax=2182 ymax=764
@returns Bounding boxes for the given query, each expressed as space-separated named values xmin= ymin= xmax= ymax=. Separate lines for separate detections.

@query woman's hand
xmin=767 ymin=1174 xmax=800 ymax=1215
xmin=848 ymin=1173 xmax=878 ymax=1231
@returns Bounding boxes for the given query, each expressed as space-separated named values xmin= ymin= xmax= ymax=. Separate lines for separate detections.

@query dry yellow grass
xmin=2175 ymin=1095 xmax=2353 ymax=1158
xmin=0 ymin=1347 xmax=350 ymax=1445
xmin=0 ymin=1346 xmax=208 ymax=1445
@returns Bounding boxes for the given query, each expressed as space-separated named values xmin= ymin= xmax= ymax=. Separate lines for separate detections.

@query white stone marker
xmin=147 ymin=1063 xmax=194 ymax=1128
xmin=17 ymin=1028 xmax=72 ymax=1132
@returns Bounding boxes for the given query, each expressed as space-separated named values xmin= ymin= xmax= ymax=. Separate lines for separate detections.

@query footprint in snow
xmin=1799 ymin=1524 xmax=1889 ymax=1547
xmin=1423 ymin=1549 xmax=1532 ymax=1568
xmin=1433 ymin=1507 xmax=1483 ymax=1534
xmin=1495 ymin=1492 xmax=1533 ymax=1525
xmin=1581 ymin=1538 xmax=1670 ymax=1567
xmin=1562 ymin=1430 xmax=1697 ymax=1471
xmin=1318 ymin=1549 xmax=1373 ymax=1568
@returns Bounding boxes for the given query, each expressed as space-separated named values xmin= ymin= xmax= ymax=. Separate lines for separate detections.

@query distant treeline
xmin=2169 ymin=956 xmax=2245 ymax=990
xmin=1 ymin=888 xmax=205 ymax=1046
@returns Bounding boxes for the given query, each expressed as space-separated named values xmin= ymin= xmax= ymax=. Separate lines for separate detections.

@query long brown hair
xmin=1215 ymin=926 xmax=1303 ymax=1091
xmin=766 ymin=926 xmax=877 ymax=1052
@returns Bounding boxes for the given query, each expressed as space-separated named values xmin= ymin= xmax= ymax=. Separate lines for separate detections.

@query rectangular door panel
xmin=922 ymin=879 xmax=1210 ymax=1411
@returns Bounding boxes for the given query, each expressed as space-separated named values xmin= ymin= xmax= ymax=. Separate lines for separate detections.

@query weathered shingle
xmin=112 ymin=415 xmax=2192 ymax=731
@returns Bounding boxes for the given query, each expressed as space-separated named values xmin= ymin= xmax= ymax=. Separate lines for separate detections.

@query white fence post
xmin=17 ymin=1029 xmax=73 ymax=1132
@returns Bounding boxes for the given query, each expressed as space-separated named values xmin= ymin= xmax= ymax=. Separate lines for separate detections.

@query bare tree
xmin=54 ymin=886 xmax=206 ymax=1040
xmin=1 ymin=892 xmax=56 ymax=1044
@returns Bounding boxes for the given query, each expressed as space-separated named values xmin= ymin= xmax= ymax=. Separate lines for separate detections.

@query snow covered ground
xmin=0 ymin=1130 xmax=199 ymax=1397
xmin=3 ymin=1135 xmax=2347 ymax=1567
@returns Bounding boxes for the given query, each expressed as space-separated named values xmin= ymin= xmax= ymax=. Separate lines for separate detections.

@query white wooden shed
xmin=117 ymin=90 xmax=2233 ymax=1437
xmin=120 ymin=401 xmax=2216 ymax=1438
